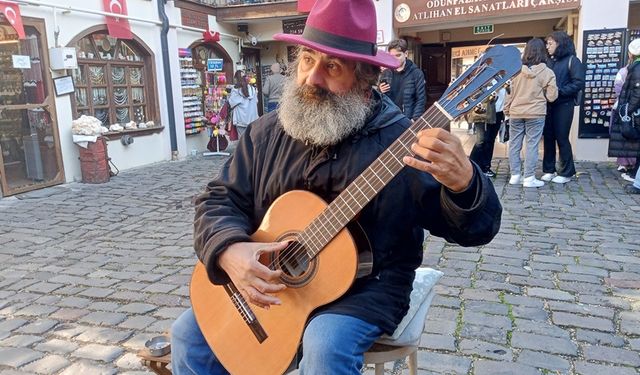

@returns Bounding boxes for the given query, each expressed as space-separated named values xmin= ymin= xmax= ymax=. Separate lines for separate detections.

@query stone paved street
xmin=0 ymin=153 xmax=639 ymax=374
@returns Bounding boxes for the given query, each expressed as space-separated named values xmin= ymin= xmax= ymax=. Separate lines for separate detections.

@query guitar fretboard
xmin=299 ymin=105 xmax=450 ymax=256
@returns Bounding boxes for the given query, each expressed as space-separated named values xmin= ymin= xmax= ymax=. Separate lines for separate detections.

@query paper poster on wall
xmin=12 ymin=54 xmax=30 ymax=69
xmin=578 ymin=28 xmax=626 ymax=139
xmin=53 ymin=75 xmax=75 ymax=96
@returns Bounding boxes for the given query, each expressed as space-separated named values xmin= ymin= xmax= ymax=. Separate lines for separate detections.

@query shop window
xmin=71 ymin=31 xmax=156 ymax=129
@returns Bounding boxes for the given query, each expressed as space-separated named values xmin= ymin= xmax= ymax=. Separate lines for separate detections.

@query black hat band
xmin=302 ymin=26 xmax=377 ymax=57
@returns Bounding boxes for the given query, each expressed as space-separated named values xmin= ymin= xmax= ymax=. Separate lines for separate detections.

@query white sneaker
xmin=622 ymin=173 xmax=635 ymax=182
xmin=551 ymin=175 xmax=571 ymax=184
xmin=523 ymin=176 xmax=544 ymax=188
xmin=509 ymin=174 xmax=523 ymax=185
xmin=541 ymin=173 xmax=555 ymax=182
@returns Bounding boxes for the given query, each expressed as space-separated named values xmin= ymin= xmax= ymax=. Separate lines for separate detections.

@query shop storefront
xmin=386 ymin=0 xmax=640 ymax=162
xmin=0 ymin=18 xmax=64 ymax=196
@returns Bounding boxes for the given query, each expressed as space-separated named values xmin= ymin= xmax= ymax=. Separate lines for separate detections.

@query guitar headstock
xmin=438 ymin=45 xmax=522 ymax=119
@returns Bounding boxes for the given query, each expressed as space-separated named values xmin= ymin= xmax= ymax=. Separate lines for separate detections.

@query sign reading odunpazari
xmin=393 ymin=0 xmax=580 ymax=28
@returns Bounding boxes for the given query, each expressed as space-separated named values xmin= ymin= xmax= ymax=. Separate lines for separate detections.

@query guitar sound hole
xmin=278 ymin=241 xmax=310 ymax=277
xmin=271 ymin=239 xmax=317 ymax=287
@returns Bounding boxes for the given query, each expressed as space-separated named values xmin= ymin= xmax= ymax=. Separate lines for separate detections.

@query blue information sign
xmin=207 ymin=58 xmax=223 ymax=72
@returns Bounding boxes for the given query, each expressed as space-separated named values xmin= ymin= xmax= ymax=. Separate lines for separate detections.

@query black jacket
xmin=193 ymin=91 xmax=502 ymax=334
xmin=608 ymin=60 xmax=640 ymax=158
xmin=548 ymin=52 xmax=585 ymax=106
xmin=385 ymin=59 xmax=427 ymax=120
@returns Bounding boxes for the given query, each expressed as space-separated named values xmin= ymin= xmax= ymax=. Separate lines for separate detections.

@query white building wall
xmin=17 ymin=0 xmax=176 ymax=182
xmin=574 ymin=0 xmax=630 ymax=162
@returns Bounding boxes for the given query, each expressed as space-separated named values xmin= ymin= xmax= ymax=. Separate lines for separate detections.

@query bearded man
xmin=171 ymin=0 xmax=502 ymax=374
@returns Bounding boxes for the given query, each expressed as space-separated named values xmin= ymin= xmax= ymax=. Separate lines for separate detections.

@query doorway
xmin=420 ymin=45 xmax=449 ymax=108
xmin=0 ymin=18 xmax=64 ymax=196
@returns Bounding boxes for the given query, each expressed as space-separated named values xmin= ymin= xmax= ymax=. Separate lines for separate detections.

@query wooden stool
xmin=363 ymin=342 xmax=417 ymax=375
xmin=138 ymin=348 xmax=172 ymax=375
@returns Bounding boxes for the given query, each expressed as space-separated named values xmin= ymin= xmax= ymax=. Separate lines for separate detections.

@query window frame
xmin=68 ymin=26 xmax=160 ymax=134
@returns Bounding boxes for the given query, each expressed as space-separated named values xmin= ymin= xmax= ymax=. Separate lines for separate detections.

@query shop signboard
xmin=282 ymin=18 xmax=306 ymax=35
xmin=207 ymin=58 xmax=223 ymax=72
xmin=578 ymin=28 xmax=626 ymax=139
xmin=393 ymin=0 xmax=580 ymax=28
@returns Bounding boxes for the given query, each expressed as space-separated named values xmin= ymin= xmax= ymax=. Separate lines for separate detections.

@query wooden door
xmin=0 ymin=18 xmax=65 ymax=197
xmin=420 ymin=45 xmax=450 ymax=109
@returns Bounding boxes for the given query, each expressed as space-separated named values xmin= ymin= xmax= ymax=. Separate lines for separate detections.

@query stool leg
xmin=374 ymin=363 xmax=385 ymax=375
xmin=408 ymin=350 xmax=418 ymax=375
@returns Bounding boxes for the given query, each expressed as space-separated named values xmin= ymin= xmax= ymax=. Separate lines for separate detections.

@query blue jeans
xmin=634 ymin=168 xmax=640 ymax=189
xmin=171 ymin=308 xmax=383 ymax=374
xmin=508 ymin=117 xmax=545 ymax=178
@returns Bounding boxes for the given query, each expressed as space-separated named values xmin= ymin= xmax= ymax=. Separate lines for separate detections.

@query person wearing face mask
xmin=378 ymin=39 xmax=427 ymax=121
xmin=541 ymin=31 xmax=585 ymax=184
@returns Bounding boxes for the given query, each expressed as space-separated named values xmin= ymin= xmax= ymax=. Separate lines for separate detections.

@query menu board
xmin=578 ymin=28 xmax=626 ymax=138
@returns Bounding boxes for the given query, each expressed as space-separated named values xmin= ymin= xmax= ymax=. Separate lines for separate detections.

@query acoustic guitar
xmin=190 ymin=45 xmax=522 ymax=375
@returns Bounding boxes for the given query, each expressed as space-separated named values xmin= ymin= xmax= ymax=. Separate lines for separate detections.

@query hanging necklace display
xmin=93 ymin=88 xmax=107 ymax=105
xmin=112 ymin=67 xmax=126 ymax=84
xmin=95 ymin=109 xmax=109 ymax=125
xmin=89 ymin=67 xmax=105 ymax=85
xmin=76 ymin=89 xmax=87 ymax=107
xmin=113 ymin=88 xmax=128 ymax=106
xmin=130 ymin=68 xmax=142 ymax=85
xmin=116 ymin=107 xmax=129 ymax=122
xmin=132 ymin=88 xmax=143 ymax=104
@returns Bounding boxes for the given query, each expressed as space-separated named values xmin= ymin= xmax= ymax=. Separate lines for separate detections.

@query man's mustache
xmin=298 ymin=84 xmax=331 ymax=102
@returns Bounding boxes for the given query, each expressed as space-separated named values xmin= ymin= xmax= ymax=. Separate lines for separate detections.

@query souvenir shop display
xmin=578 ymin=28 xmax=626 ymax=138
xmin=179 ymin=48 xmax=205 ymax=135
xmin=203 ymin=70 xmax=231 ymax=156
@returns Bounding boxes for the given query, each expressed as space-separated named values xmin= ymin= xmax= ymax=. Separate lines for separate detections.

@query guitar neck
xmin=300 ymin=105 xmax=451 ymax=256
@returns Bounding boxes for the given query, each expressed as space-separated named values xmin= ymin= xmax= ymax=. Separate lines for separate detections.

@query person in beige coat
xmin=505 ymin=38 xmax=558 ymax=188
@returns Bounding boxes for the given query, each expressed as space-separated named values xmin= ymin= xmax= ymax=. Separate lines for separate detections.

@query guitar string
xmin=267 ymin=61 xmax=503 ymax=273
xmin=268 ymin=62 xmax=499 ymax=272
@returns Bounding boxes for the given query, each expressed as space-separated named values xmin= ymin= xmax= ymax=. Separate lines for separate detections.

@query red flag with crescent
xmin=0 ymin=1 xmax=26 ymax=40
xmin=102 ymin=0 xmax=132 ymax=39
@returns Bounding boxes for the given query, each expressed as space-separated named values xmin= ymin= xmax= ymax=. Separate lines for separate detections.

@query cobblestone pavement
xmin=0 ymin=155 xmax=639 ymax=374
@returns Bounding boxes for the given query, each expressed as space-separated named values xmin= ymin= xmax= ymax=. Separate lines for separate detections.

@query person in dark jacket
xmin=618 ymin=39 xmax=640 ymax=194
xmin=541 ymin=31 xmax=585 ymax=184
xmin=379 ymin=39 xmax=427 ymax=120
xmin=170 ymin=1 xmax=502 ymax=374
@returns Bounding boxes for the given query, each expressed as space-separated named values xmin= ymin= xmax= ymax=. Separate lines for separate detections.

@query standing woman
xmin=228 ymin=70 xmax=259 ymax=137
xmin=620 ymin=39 xmax=640 ymax=194
xmin=542 ymin=31 xmax=585 ymax=184
xmin=505 ymin=38 xmax=558 ymax=188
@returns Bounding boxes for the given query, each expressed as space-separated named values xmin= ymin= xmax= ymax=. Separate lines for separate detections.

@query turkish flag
xmin=0 ymin=1 xmax=25 ymax=40
xmin=297 ymin=0 xmax=316 ymax=13
xmin=102 ymin=0 xmax=132 ymax=39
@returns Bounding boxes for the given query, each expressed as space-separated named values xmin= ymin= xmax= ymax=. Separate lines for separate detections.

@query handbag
xmin=619 ymin=103 xmax=640 ymax=140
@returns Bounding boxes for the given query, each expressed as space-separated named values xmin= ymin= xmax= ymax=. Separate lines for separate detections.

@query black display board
xmin=282 ymin=18 xmax=306 ymax=35
xmin=578 ymin=28 xmax=626 ymax=138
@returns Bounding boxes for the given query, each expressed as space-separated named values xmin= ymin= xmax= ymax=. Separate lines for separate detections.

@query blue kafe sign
xmin=207 ymin=58 xmax=223 ymax=72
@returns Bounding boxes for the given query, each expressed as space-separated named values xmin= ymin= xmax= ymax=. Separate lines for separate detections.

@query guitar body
xmin=190 ymin=190 xmax=360 ymax=375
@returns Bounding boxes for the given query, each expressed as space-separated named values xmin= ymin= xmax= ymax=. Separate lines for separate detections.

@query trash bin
xmin=78 ymin=136 xmax=110 ymax=183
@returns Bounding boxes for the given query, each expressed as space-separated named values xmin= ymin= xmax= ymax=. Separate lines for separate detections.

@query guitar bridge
xmin=224 ymin=283 xmax=268 ymax=343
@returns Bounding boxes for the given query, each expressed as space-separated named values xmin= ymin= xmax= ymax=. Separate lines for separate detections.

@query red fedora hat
xmin=274 ymin=0 xmax=400 ymax=69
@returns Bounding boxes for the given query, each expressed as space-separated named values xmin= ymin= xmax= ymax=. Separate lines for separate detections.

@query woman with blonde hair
xmin=505 ymin=38 xmax=558 ymax=187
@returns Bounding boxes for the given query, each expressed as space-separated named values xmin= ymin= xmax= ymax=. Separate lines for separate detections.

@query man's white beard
xmin=278 ymin=76 xmax=372 ymax=146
